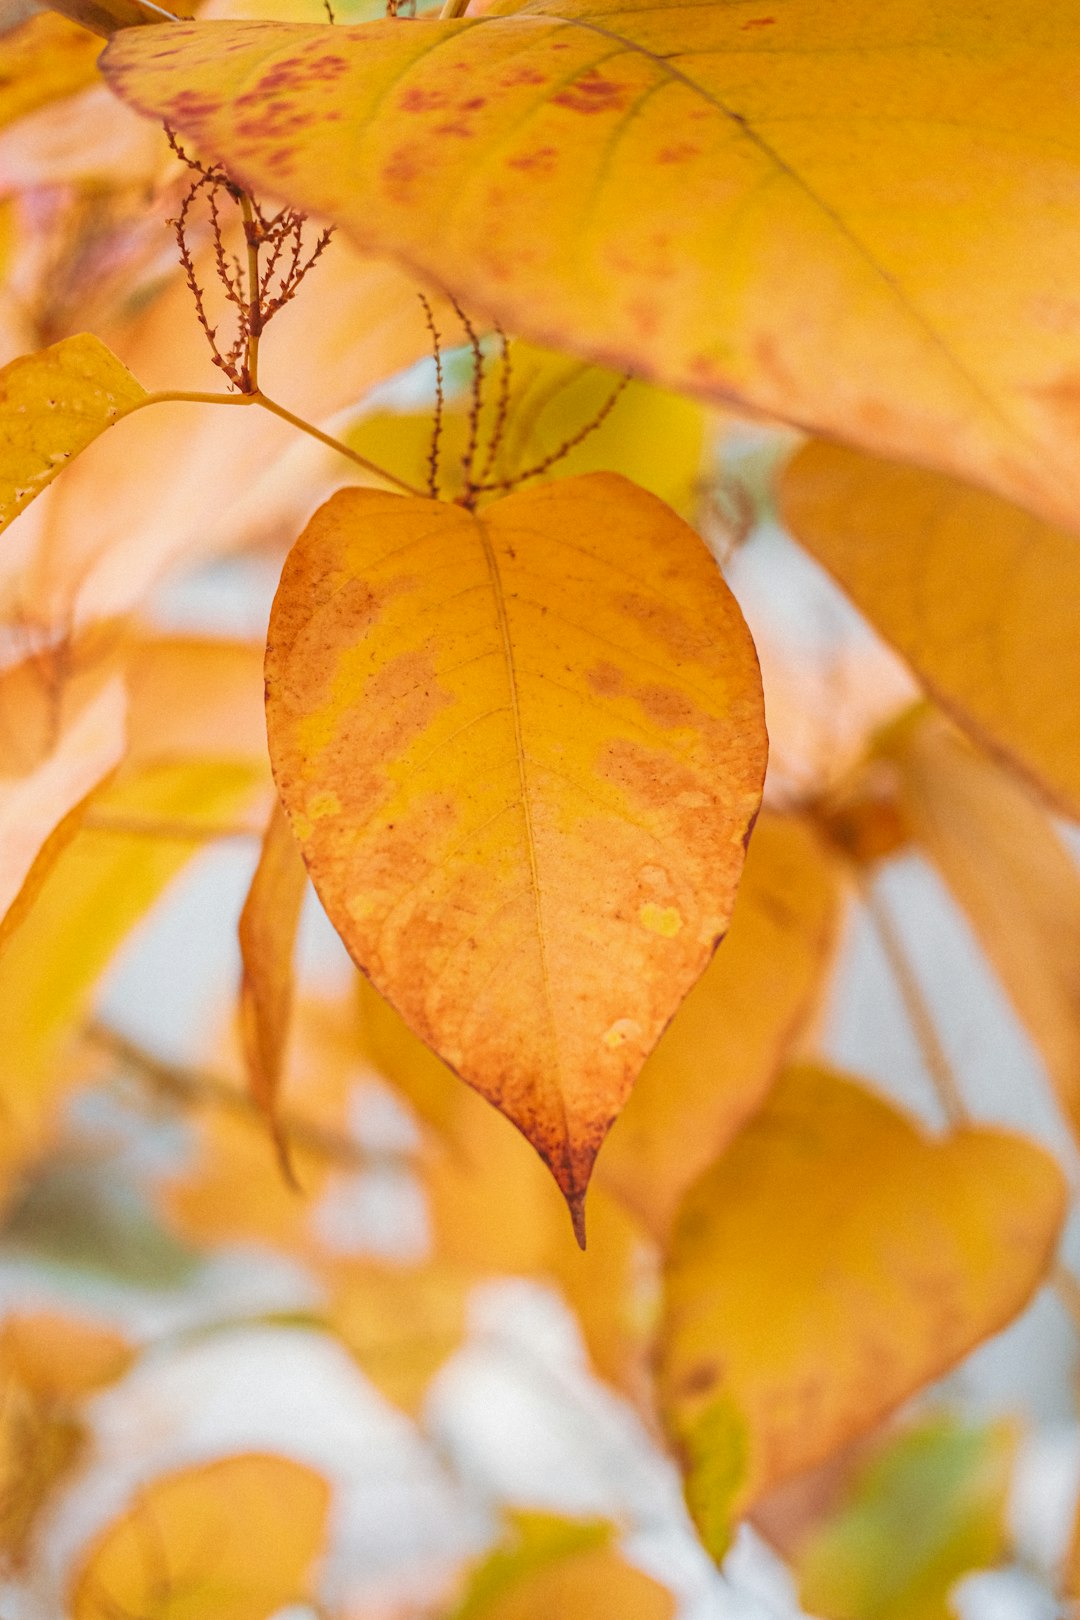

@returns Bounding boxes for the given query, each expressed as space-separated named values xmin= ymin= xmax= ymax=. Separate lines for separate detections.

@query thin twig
xmin=478 ymin=323 xmax=511 ymax=483
xmin=861 ymin=875 xmax=967 ymax=1126
xmin=84 ymin=1019 xmax=407 ymax=1174
xmin=470 ymin=373 xmax=630 ymax=497
xmin=418 ymin=293 xmax=444 ymax=500
xmin=452 ymin=296 xmax=485 ymax=504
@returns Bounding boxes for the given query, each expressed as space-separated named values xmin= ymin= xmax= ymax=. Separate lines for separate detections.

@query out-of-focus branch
xmin=83 ymin=1018 xmax=404 ymax=1174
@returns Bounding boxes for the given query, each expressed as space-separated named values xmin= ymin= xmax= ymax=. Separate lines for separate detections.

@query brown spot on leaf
xmin=552 ymin=73 xmax=629 ymax=115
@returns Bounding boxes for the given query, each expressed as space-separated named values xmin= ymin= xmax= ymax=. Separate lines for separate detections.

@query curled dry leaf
xmin=779 ymin=441 xmax=1080 ymax=820
xmin=103 ymin=5 xmax=1080 ymax=532
xmin=658 ymin=1064 xmax=1066 ymax=1559
xmin=0 ymin=334 xmax=146 ymax=534
xmin=238 ymin=796 xmax=308 ymax=1177
xmin=69 ymin=1452 xmax=331 ymax=1620
xmin=265 ymin=471 xmax=766 ymax=1238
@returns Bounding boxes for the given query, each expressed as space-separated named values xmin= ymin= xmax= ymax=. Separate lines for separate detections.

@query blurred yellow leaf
xmin=599 ymin=810 xmax=840 ymax=1236
xmin=880 ymin=712 xmax=1080 ymax=1144
xmin=448 ymin=1512 xmax=674 ymax=1620
xmin=779 ymin=442 xmax=1080 ymax=818
xmin=0 ymin=1312 xmax=132 ymax=1573
xmin=360 ymin=974 xmax=656 ymax=1402
xmin=658 ymin=1064 xmax=1065 ymax=1558
xmin=266 ymin=473 xmax=766 ymax=1235
xmin=104 ymin=6 xmax=1080 ymax=530
xmin=0 ymin=757 xmax=263 ymax=1166
xmin=70 ymin=1452 xmax=331 ymax=1620
xmin=238 ymin=797 xmax=308 ymax=1171
xmin=0 ymin=13 xmax=102 ymax=131
xmin=329 ymin=1259 xmax=470 ymax=1415
xmin=0 ymin=334 xmax=146 ymax=533
xmin=795 ymin=1413 xmax=1016 ymax=1620
xmin=0 ymin=666 xmax=127 ymax=927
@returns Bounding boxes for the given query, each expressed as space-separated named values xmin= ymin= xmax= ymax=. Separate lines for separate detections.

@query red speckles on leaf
xmin=551 ymin=74 xmax=629 ymax=115
xmin=508 ymin=145 xmax=558 ymax=173
xmin=740 ymin=15 xmax=776 ymax=27
xmin=399 ymin=85 xmax=448 ymax=112
xmin=499 ymin=65 xmax=547 ymax=87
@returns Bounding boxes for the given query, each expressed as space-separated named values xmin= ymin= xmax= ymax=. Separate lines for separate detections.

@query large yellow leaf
xmin=103 ymin=5 xmax=1080 ymax=530
xmin=658 ymin=1064 xmax=1065 ymax=1558
xmin=880 ymin=713 xmax=1080 ymax=1144
xmin=779 ymin=442 xmax=1080 ymax=818
xmin=69 ymin=1453 xmax=330 ymax=1620
xmin=794 ymin=1413 xmax=1016 ymax=1620
xmin=598 ymin=810 xmax=840 ymax=1237
xmin=0 ymin=334 xmax=146 ymax=534
xmin=266 ymin=472 xmax=766 ymax=1236
xmin=448 ymin=1512 xmax=675 ymax=1620
xmin=0 ymin=13 xmax=102 ymax=132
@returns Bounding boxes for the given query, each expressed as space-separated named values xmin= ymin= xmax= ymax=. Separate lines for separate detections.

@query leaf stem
xmin=439 ymin=0 xmax=470 ymax=15
xmin=239 ymin=191 xmax=262 ymax=393
xmin=132 ymin=387 xmax=426 ymax=496
xmin=861 ymin=873 xmax=968 ymax=1126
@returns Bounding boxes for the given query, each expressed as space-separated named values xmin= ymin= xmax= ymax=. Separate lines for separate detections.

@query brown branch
xmin=83 ymin=1019 xmax=405 ymax=1174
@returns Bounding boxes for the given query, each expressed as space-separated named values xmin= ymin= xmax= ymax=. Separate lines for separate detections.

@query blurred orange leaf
xmin=104 ymin=6 xmax=1080 ymax=530
xmin=265 ymin=472 xmax=766 ymax=1236
xmin=599 ymin=809 xmax=840 ymax=1236
xmin=0 ymin=334 xmax=146 ymax=533
xmin=0 ymin=13 xmax=103 ymax=131
xmin=70 ymin=1452 xmax=331 ymax=1620
xmin=658 ymin=1064 xmax=1065 ymax=1558
xmin=881 ymin=711 xmax=1080 ymax=1145
xmin=238 ymin=796 xmax=308 ymax=1173
xmin=779 ymin=442 xmax=1080 ymax=819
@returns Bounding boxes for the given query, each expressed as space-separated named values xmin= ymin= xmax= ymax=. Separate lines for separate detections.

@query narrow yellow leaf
xmin=69 ymin=1453 xmax=330 ymax=1620
xmin=103 ymin=7 xmax=1080 ymax=530
xmin=658 ymin=1065 xmax=1065 ymax=1558
xmin=0 ymin=13 xmax=102 ymax=131
xmin=266 ymin=472 xmax=766 ymax=1238
xmin=449 ymin=1512 xmax=674 ymax=1620
xmin=0 ymin=758 xmax=264 ymax=1170
xmin=779 ymin=442 xmax=1080 ymax=818
xmin=880 ymin=713 xmax=1080 ymax=1145
xmin=0 ymin=335 xmax=146 ymax=534
xmin=795 ymin=1413 xmax=1016 ymax=1620
xmin=238 ymin=796 xmax=308 ymax=1177
xmin=599 ymin=810 xmax=840 ymax=1237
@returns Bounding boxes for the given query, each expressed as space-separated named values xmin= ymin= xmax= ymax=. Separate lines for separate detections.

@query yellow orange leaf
xmin=879 ymin=712 xmax=1080 ymax=1145
xmin=599 ymin=810 xmax=840 ymax=1237
xmin=238 ymin=797 xmax=308 ymax=1171
xmin=0 ymin=334 xmax=146 ymax=534
xmin=104 ymin=6 xmax=1080 ymax=531
xmin=0 ymin=1311 xmax=132 ymax=1401
xmin=0 ymin=13 xmax=103 ymax=131
xmin=658 ymin=1064 xmax=1065 ymax=1557
xmin=448 ymin=1512 xmax=674 ymax=1620
xmin=779 ymin=441 xmax=1080 ymax=818
xmin=265 ymin=472 xmax=766 ymax=1236
xmin=795 ymin=1413 xmax=1016 ymax=1620
xmin=69 ymin=1453 xmax=330 ymax=1620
